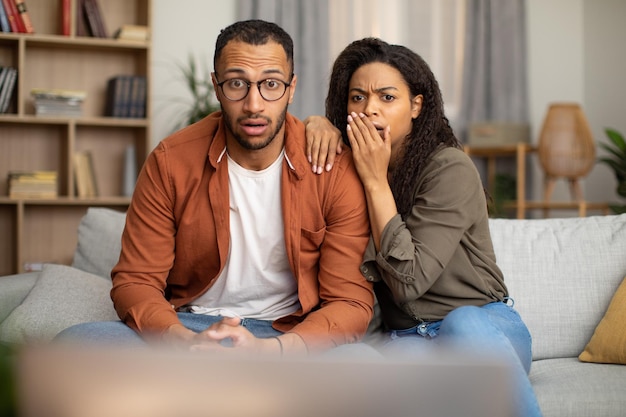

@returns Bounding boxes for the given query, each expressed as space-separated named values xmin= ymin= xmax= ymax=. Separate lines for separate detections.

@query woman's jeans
xmin=379 ymin=301 xmax=543 ymax=417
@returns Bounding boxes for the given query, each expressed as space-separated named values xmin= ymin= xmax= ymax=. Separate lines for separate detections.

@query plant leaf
xmin=598 ymin=143 xmax=625 ymax=162
xmin=599 ymin=157 xmax=626 ymax=177
xmin=609 ymin=204 xmax=626 ymax=214
xmin=605 ymin=128 xmax=626 ymax=152
xmin=170 ymin=53 xmax=221 ymax=129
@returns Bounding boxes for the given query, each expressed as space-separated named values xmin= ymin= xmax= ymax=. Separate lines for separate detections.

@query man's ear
xmin=411 ymin=94 xmax=423 ymax=119
xmin=211 ymin=72 xmax=221 ymax=102
xmin=287 ymin=74 xmax=297 ymax=104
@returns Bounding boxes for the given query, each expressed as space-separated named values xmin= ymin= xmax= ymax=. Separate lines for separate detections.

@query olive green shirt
xmin=360 ymin=146 xmax=507 ymax=330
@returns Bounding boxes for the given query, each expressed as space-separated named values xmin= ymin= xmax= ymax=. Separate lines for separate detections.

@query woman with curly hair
xmin=305 ymin=38 xmax=542 ymax=417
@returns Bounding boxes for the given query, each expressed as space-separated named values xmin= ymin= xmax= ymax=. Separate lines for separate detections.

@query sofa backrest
xmin=488 ymin=214 xmax=626 ymax=360
xmin=73 ymin=208 xmax=626 ymax=361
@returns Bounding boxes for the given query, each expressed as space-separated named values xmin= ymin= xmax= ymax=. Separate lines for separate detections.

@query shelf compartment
xmin=23 ymin=0 xmax=150 ymax=38
xmin=22 ymin=45 xmax=148 ymax=118
xmin=0 ymin=123 xmax=69 ymax=196
xmin=75 ymin=125 xmax=147 ymax=197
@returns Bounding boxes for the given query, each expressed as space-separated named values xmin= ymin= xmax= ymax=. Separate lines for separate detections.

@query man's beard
xmin=222 ymin=106 xmax=289 ymax=151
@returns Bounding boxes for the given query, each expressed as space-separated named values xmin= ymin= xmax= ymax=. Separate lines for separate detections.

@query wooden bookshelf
xmin=0 ymin=0 xmax=151 ymax=274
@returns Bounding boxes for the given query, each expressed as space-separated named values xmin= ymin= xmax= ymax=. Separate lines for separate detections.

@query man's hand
xmin=304 ymin=115 xmax=343 ymax=174
xmin=190 ymin=317 xmax=278 ymax=355
xmin=163 ymin=317 xmax=308 ymax=356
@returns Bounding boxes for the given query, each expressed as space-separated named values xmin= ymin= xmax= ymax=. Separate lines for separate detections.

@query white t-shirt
xmin=189 ymin=150 xmax=301 ymax=320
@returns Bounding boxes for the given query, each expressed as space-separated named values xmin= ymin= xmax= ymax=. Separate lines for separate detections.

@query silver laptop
xmin=16 ymin=345 xmax=514 ymax=417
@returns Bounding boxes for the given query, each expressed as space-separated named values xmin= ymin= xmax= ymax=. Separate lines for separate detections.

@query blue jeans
xmin=55 ymin=313 xmax=383 ymax=359
xmin=379 ymin=301 xmax=543 ymax=417
xmin=55 ymin=313 xmax=282 ymax=346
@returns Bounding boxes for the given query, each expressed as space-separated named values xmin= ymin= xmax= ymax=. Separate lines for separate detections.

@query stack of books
xmin=104 ymin=75 xmax=146 ymax=118
xmin=114 ymin=24 xmax=149 ymax=42
xmin=31 ymin=88 xmax=87 ymax=117
xmin=8 ymin=171 xmax=58 ymax=199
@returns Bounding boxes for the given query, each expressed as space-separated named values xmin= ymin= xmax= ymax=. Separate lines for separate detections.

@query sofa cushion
xmin=530 ymin=358 xmax=626 ymax=417
xmin=578 ymin=276 xmax=626 ymax=364
xmin=71 ymin=207 xmax=126 ymax=278
xmin=489 ymin=214 xmax=626 ymax=361
xmin=0 ymin=264 xmax=118 ymax=345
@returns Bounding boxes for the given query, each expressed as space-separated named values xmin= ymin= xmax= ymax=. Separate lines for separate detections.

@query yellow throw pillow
xmin=579 ymin=276 xmax=626 ymax=364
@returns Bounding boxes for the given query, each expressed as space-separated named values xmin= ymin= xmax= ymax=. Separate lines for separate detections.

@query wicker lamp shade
xmin=537 ymin=103 xmax=596 ymax=206
xmin=538 ymin=103 xmax=596 ymax=179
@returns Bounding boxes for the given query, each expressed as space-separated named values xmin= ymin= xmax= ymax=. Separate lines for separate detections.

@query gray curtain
xmin=458 ymin=0 xmax=528 ymax=141
xmin=236 ymin=0 xmax=330 ymax=119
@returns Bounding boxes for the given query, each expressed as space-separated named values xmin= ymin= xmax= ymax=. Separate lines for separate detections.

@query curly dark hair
xmin=326 ymin=38 xmax=463 ymax=218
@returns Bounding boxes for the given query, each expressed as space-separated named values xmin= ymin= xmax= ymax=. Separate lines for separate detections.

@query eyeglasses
xmin=216 ymin=77 xmax=292 ymax=102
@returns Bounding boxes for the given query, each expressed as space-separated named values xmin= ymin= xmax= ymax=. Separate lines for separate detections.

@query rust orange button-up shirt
xmin=111 ymin=113 xmax=373 ymax=351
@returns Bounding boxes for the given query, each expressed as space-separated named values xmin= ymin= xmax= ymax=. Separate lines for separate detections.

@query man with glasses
xmin=58 ymin=20 xmax=374 ymax=357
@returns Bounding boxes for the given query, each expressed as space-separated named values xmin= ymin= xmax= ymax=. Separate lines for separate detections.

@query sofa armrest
xmin=0 ymin=273 xmax=39 ymax=324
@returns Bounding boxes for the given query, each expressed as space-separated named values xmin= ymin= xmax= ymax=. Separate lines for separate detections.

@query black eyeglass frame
xmin=215 ymin=75 xmax=293 ymax=102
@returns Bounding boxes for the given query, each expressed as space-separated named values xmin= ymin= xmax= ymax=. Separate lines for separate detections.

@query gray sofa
xmin=1 ymin=208 xmax=626 ymax=417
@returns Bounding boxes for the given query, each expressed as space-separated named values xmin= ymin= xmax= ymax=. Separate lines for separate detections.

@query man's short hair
xmin=214 ymin=19 xmax=294 ymax=74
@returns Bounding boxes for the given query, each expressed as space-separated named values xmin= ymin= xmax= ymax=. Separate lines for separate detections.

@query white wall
xmin=151 ymin=0 xmax=626 ymax=208
xmin=151 ymin=0 xmax=235 ymax=147
xmin=582 ymin=0 xmax=626 ymax=204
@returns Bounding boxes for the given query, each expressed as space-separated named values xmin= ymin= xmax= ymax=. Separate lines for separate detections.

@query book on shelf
xmin=13 ymin=0 xmax=34 ymax=33
xmin=73 ymin=150 xmax=98 ymax=198
xmin=82 ymin=0 xmax=107 ymax=38
xmin=75 ymin=0 xmax=87 ymax=36
xmin=129 ymin=76 xmax=146 ymax=118
xmin=104 ymin=75 xmax=131 ymax=117
xmin=114 ymin=24 xmax=149 ymax=42
xmin=0 ymin=66 xmax=9 ymax=91
xmin=8 ymin=171 xmax=58 ymax=199
xmin=61 ymin=0 xmax=70 ymax=36
xmin=31 ymin=88 xmax=86 ymax=117
xmin=0 ymin=66 xmax=18 ymax=114
xmin=1 ymin=0 xmax=21 ymax=32
xmin=105 ymin=75 xmax=146 ymax=118
xmin=0 ymin=1 xmax=10 ymax=32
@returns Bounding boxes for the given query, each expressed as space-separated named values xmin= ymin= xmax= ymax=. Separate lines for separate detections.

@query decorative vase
xmin=122 ymin=144 xmax=137 ymax=197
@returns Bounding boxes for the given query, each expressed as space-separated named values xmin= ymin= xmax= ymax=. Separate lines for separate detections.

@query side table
xmin=465 ymin=143 xmax=610 ymax=218
xmin=464 ymin=143 xmax=535 ymax=219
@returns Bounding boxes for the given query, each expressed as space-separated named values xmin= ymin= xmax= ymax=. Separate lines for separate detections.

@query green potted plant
xmin=488 ymin=173 xmax=517 ymax=218
xmin=598 ymin=128 xmax=626 ymax=214
xmin=170 ymin=54 xmax=221 ymax=132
